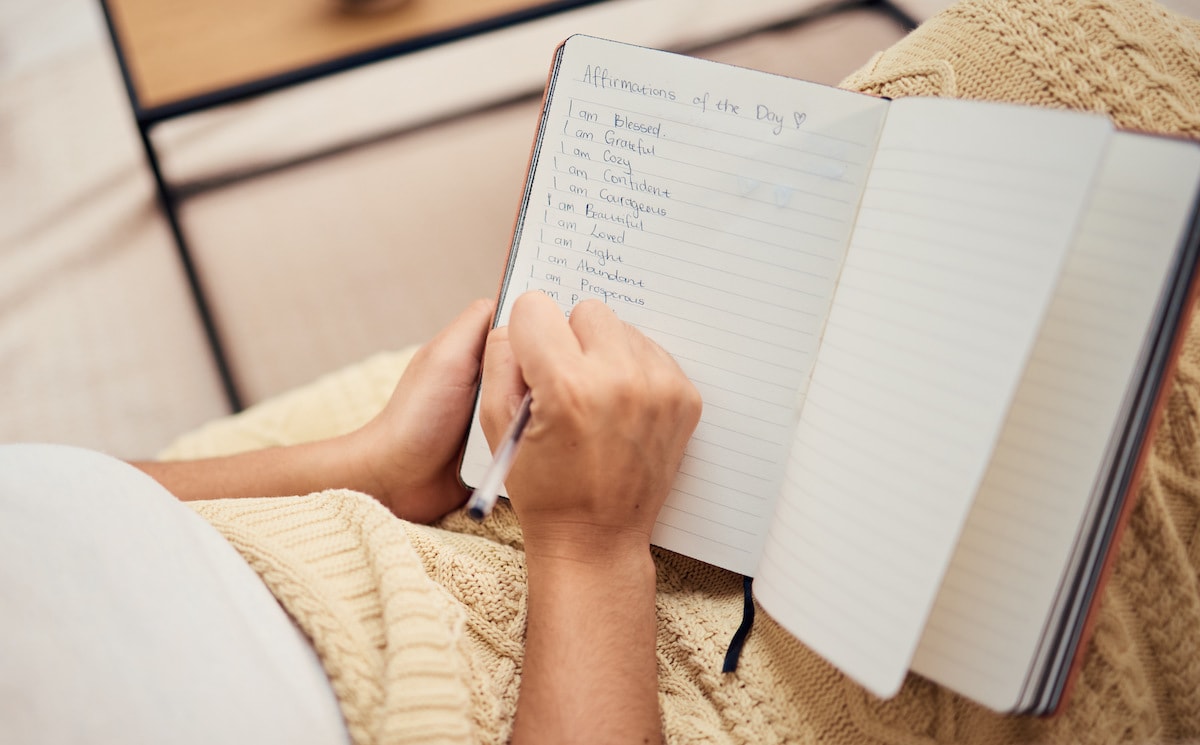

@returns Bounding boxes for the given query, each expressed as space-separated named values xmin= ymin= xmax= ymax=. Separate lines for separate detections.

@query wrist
xmin=523 ymin=525 xmax=656 ymax=577
xmin=516 ymin=520 xmax=662 ymax=745
xmin=283 ymin=433 xmax=380 ymax=500
xmin=525 ymin=525 xmax=657 ymax=595
xmin=524 ymin=542 xmax=658 ymax=628
xmin=340 ymin=423 xmax=394 ymax=498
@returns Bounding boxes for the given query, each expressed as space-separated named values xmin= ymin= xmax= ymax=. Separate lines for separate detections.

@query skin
xmin=480 ymin=293 xmax=701 ymax=745
xmin=136 ymin=292 xmax=702 ymax=745
xmin=136 ymin=298 xmax=496 ymax=523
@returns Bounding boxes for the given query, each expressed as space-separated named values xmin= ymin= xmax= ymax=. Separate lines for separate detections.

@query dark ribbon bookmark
xmin=722 ymin=576 xmax=755 ymax=673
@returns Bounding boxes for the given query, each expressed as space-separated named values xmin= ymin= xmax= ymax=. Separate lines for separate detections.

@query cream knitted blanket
xmin=170 ymin=1 xmax=1200 ymax=741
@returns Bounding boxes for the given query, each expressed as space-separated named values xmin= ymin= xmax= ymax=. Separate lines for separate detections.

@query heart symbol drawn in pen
xmin=738 ymin=177 xmax=761 ymax=195
xmin=774 ymin=185 xmax=794 ymax=206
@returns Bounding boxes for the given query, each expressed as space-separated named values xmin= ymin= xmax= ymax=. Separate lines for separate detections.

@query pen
xmin=466 ymin=390 xmax=534 ymax=521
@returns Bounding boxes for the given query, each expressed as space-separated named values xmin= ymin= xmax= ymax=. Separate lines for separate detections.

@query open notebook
xmin=459 ymin=35 xmax=1200 ymax=715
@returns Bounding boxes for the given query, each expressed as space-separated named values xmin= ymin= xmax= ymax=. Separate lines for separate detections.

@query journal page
xmin=460 ymin=35 xmax=889 ymax=574
xmin=910 ymin=132 xmax=1200 ymax=711
xmin=755 ymin=97 xmax=1112 ymax=697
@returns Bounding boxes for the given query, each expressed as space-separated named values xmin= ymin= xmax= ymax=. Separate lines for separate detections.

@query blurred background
xmin=2 ymin=0 xmax=1197 ymax=458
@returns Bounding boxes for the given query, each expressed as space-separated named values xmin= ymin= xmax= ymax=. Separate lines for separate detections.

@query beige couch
xmin=1 ymin=0 xmax=958 ymax=458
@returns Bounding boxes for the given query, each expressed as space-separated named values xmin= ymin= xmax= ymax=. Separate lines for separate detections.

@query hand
xmin=482 ymin=292 xmax=699 ymax=745
xmin=350 ymin=298 xmax=494 ymax=523
xmin=479 ymin=292 xmax=702 ymax=562
xmin=137 ymin=299 xmax=493 ymax=522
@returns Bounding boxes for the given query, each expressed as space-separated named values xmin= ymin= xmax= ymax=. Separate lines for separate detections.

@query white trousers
xmin=0 ymin=444 xmax=349 ymax=745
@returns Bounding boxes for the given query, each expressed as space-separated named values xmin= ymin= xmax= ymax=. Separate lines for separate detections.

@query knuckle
xmin=682 ymin=383 xmax=703 ymax=426
xmin=610 ymin=376 xmax=640 ymax=412
xmin=542 ymin=370 xmax=589 ymax=424
xmin=486 ymin=325 xmax=508 ymax=347
xmin=647 ymin=365 xmax=701 ymax=427
xmin=568 ymin=300 xmax=605 ymax=331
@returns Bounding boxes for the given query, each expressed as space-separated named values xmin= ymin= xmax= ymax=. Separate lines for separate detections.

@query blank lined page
xmin=754 ymin=97 xmax=1112 ymax=697
xmin=460 ymin=36 xmax=889 ymax=574
xmin=909 ymin=132 xmax=1200 ymax=710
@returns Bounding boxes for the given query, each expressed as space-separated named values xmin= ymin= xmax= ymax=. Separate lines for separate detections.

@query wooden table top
xmin=106 ymin=0 xmax=572 ymax=111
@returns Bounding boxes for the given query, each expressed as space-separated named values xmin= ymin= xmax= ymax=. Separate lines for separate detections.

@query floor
xmin=2 ymin=0 xmax=1197 ymax=457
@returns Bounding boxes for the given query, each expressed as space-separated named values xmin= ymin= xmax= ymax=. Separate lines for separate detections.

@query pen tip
xmin=468 ymin=506 xmax=487 ymax=522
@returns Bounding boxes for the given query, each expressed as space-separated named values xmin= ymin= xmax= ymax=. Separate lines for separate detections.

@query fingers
xmin=483 ymin=292 xmax=698 ymax=451
xmin=510 ymin=296 xmax=652 ymax=383
xmin=417 ymin=298 xmax=495 ymax=378
xmin=502 ymin=293 xmax=686 ymax=390
xmin=565 ymin=299 xmax=628 ymax=355
xmin=480 ymin=324 xmax=529 ymax=449
xmin=475 ymin=291 xmax=703 ymax=556
xmin=356 ymin=298 xmax=497 ymax=523
xmin=506 ymin=292 xmax=585 ymax=391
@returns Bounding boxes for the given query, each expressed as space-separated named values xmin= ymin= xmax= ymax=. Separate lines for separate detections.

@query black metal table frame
xmin=96 ymin=0 xmax=611 ymax=411
xmin=96 ymin=0 xmax=916 ymax=412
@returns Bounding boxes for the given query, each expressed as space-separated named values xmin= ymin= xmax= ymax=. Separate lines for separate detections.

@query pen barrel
xmin=466 ymin=391 xmax=534 ymax=521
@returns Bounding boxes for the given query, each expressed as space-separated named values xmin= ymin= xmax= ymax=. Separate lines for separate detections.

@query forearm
xmin=514 ymin=539 xmax=662 ymax=745
xmin=133 ymin=432 xmax=372 ymax=503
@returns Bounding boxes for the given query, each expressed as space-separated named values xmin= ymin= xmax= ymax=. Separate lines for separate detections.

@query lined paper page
xmin=754 ymin=97 xmax=1112 ymax=697
xmin=909 ymin=132 xmax=1200 ymax=710
xmin=460 ymin=36 xmax=889 ymax=574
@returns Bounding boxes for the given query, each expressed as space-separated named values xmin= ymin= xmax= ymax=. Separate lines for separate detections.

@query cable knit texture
xmin=169 ymin=1 xmax=1200 ymax=741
